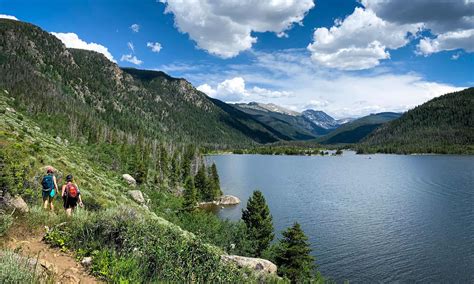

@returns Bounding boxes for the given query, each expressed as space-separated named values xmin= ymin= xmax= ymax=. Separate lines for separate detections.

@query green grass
xmin=0 ymin=250 xmax=41 ymax=284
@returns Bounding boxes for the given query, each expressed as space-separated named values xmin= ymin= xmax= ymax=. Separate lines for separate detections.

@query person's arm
xmin=53 ymin=176 xmax=59 ymax=191
xmin=61 ymin=184 xmax=66 ymax=197
xmin=78 ymin=192 xmax=84 ymax=207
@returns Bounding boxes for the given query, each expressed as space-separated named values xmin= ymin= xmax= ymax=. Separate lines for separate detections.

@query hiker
xmin=61 ymin=174 xmax=83 ymax=216
xmin=41 ymin=167 xmax=58 ymax=211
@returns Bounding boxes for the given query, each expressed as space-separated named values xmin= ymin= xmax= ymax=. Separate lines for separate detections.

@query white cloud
xmin=0 ymin=14 xmax=18 ymax=20
xmin=197 ymin=77 xmax=291 ymax=102
xmin=127 ymin=41 xmax=135 ymax=52
xmin=307 ymin=8 xmax=421 ymax=70
xmin=130 ymin=24 xmax=140 ymax=32
xmin=120 ymin=54 xmax=143 ymax=65
xmin=417 ymin=29 xmax=474 ymax=55
xmin=147 ymin=42 xmax=162 ymax=53
xmin=160 ymin=0 xmax=314 ymax=58
xmin=51 ymin=32 xmax=115 ymax=62
xmin=190 ymin=50 xmax=463 ymax=118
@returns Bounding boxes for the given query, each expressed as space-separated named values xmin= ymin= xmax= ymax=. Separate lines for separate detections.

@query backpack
xmin=66 ymin=183 xmax=78 ymax=198
xmin=41 ymin=175 xmax=54 ymax=192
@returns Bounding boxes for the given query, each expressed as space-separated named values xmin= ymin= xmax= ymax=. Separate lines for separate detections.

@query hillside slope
xmin=319 ymin=112 xmax=402 ymax=144
xmin=233 ymin=103 xmax=332 ymax=140
xmin=360 ymin=88 xmax=474 ymax=154
xmin=0 ymin=19 xmax=280 ymax=146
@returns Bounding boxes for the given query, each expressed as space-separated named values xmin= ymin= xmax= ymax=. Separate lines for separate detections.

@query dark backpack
xmin=66 ymin=183 xmax=78 ymax=198
xmin=41 ymin=175 xmax=54 ymax=192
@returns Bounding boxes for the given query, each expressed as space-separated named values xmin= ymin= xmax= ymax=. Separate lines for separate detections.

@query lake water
xmin=207 ymin=152 xmax=474 ymax=283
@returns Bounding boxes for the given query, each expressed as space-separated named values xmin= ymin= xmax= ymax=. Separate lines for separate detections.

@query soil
xmin=2 ymin=223 xmax=100 ymax=284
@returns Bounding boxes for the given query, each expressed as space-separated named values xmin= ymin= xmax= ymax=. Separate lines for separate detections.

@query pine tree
xmin=170 ymin=152 xmax=180 ymax=188
xmin=241 ymin=190 xmax=274 ymax=257
xmin=275 ymin=222 xmax=316 ymax=283
xmin=159 ymin=144 xmax=169 ymax=182
xmin=182 ymin=176 xmax=197 ymax=211
xmin=194 ymin=164 xmax=208 ymax=201
xmin=209 ymin=163 xmax=222 ymax=199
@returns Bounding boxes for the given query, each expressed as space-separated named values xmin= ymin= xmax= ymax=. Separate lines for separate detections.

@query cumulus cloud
xmin=307 ymin=8 xmax=421 ymax=70
xmin=147 ymin=42 xmax=162 ymax=53
xmin=361 ymin=0 xmax=474 ymax=34
xmin=51 ymin=32 xmax=115 ymax=62
xmin=130 ymin=24 xmax=140 ymax=32
xmin=120 ymin=54 xmax=143 ymax=65
xmin=417 ymin=29 xmax=474 ymax=55
xmin=189 ymin=50 xmax=463 ymax=117
xmin=0 ymin=14 xmax=18 ymax=20
xmin=308 ymin=0 xmax=474 ymax=69
xmin=160 ymin=0 xmax=314 ymax=58
xmin=197 ymin=77 xmax=291 ymax=102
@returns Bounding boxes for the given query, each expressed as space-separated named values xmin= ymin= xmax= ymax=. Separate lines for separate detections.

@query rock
xmin=217 ymin=195 xmax=240 ymax=205
xmin=6 ymin=107 xmax=15 ymax=113
xmin=122 ymin=174 xmax=136 ymax=187
xmin=34 ymin=126 xmax=41 ymax=131
xmin=221 ymin=255 xmax=277 ymax=274
xmin=81 ymin=257 xmax=92 ymax=267
xmin=4 ymin=193 xmax=29 ymax=213
xmin=128 ymin=190 xmax=145 ymax=204
xmin=198 ymin=195 xmax=241 ymax=208
xmin=55 ymin=136 xmax=62 ymax=144
xmin=60 ymin=267 xmax=80 ymax=284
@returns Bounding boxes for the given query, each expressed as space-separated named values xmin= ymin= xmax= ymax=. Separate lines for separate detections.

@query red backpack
xmin=66 ymin=183 xmax=78 ymax=198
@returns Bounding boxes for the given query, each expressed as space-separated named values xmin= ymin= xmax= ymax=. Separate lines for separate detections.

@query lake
xmin=207 ymin=152 xmax=474 ymax=283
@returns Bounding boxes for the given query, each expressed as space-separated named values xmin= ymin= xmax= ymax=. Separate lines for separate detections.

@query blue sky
xmin=1 ymin=0 xmax=473 ymax=118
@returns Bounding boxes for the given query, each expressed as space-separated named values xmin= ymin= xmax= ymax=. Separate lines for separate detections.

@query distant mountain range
xmin=1 ymin=19 xmax=472 ymax=153
xmin=233 ymin=102 xmax=347 ymax=140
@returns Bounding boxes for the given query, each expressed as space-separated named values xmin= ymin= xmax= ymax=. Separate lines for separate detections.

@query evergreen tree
xmin=241 ymin=190 xmax=274 ymax=257
xmin=170 ymin=152 xmax=180 ymax=188
xmin=194 ymin=164 xmax=208 ymax=201
xmin=275 ymin=222 xmax=316 ymax=283
xmin=159 ymin=145 xmax=169 ymax=182
xmin=209 ymin=163 xmax=222 ymax=199
xmin=182 ymin=176 xmax=197 ymax=211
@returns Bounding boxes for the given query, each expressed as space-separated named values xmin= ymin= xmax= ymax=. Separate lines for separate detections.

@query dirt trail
xmin=5 ymin=229 xmax=100 ymax=284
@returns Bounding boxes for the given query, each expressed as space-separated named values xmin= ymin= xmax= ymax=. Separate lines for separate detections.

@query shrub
xmin=0 ymin=209 xmax=13 ymax=237
xmin=0 ymin=250 xmax=39 ymax=283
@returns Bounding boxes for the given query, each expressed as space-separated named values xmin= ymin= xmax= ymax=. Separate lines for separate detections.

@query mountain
xmin=359 ymin=88 xmax=474 ymax=154
xmin=302 ymin=110 xmax=340 ymax=130
xmin=319 ymin=112 xmax=402 ymax=144
xmin=0 ymin=19 xmax=283 ymax=146
xmin=233 ymin=102 xmax=332 ymax=140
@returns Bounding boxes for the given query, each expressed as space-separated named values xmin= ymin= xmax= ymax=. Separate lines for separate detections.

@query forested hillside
xmin=359 ymin=88 xmax=474 ymax=154
xmin=0 ymin=19 xmax=281 ymax=147
xmin=319 ymin=112 xmax=401 ymax=144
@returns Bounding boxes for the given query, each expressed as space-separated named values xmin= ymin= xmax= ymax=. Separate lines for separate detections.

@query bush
xmin=0 ymin=250 xmax=39 ymax=283
xmin=0 ymin=209 xmax=13 ymax=237
xmin=45 ymin=207 xmax=260 ymax=283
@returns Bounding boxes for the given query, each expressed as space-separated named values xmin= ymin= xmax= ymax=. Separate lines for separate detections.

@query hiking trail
xmin=4 ymin=226 xmax=100 ymax=284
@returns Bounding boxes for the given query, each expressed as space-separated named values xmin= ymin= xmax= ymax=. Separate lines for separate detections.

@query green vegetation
xmin=275 ymin=223 xmax=318 ymax=282
xmin=0 ymin=250 xmax=43 ymax=283
xmin=318 ymin=112 xmax=402 ymax=144
xmin=359 ymin=88 xmax=474 ymax=154
xmin=242 ymin=190 xmax=275 ymax=257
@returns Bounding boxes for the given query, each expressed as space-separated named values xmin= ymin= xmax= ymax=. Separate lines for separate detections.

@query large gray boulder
xmin=128 ymin=190 xmax=145 ymax=204
xmin=4 ymin=193 xmax=29 ymax=213
xmin=217 ymin=195 xmax=240 ymax=205
xmin=221 ymin=255 xmax=277 ymax=274
xmin=122 ymin=174 xmax=136 ymax=187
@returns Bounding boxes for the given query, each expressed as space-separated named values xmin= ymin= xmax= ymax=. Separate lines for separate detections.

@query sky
xmin=1 ymin=0 xmax=473 ymax=118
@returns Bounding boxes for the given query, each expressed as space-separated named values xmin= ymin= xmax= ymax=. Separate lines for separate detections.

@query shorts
xmin=63 ymin=196 xmax=78 ymax=209
xmin=42 ymin=189 xmax=55 ymax=201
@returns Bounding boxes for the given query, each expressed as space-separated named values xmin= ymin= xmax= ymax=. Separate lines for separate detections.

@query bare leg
xmin=50 ymin=199 xmax=54 ymax=212
xmin=66 ymin=208 xmax=72 ymax=217
xmin=43 ymin=199 xmax=49 ymax=210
